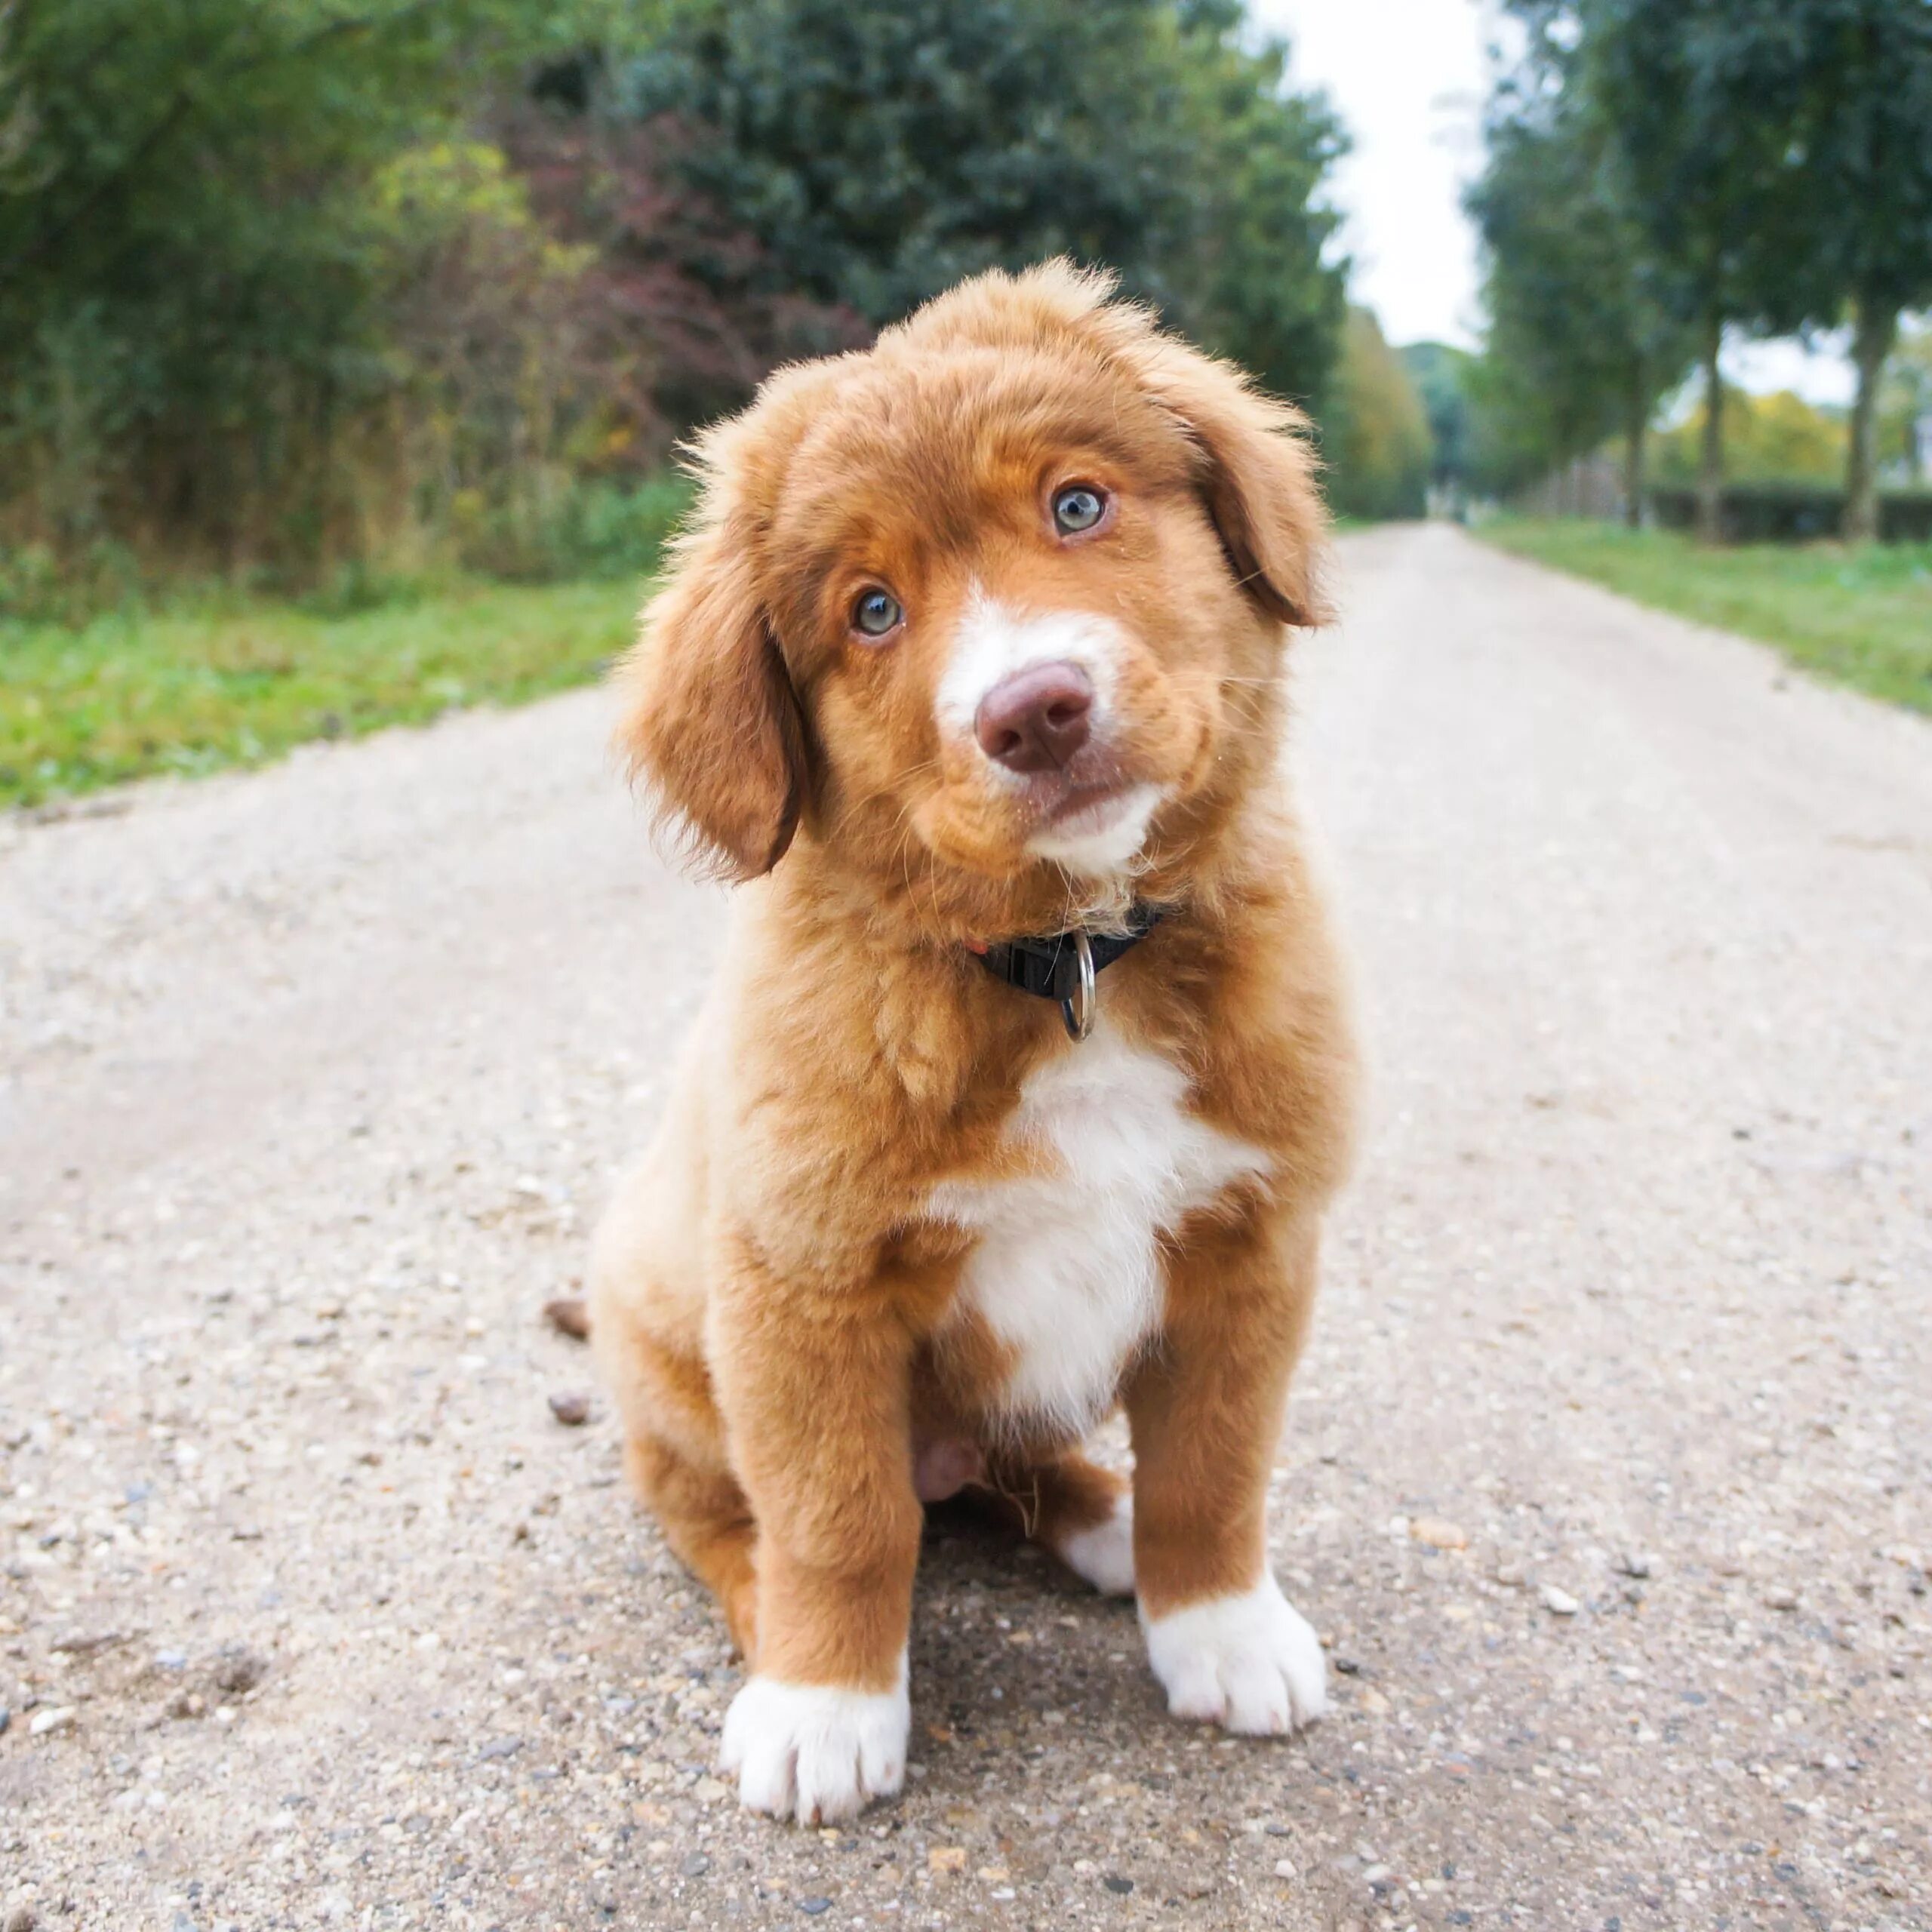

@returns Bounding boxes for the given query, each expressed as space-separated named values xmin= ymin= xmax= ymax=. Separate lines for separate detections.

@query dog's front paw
xmin=1141 ymin=1574 xmax=1327 ymax=1735
xmin=719 ymin=1658 xmax=909 ymax=1824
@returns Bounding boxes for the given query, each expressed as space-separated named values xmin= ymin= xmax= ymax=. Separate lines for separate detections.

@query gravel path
xmin=2 ymin=524 xmax=1928 ymax=1932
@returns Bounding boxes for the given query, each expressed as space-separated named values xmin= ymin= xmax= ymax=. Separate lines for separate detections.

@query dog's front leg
xmin=1126 ymin=1205 xmax=1328 ymax=1736
xmin=710 ymin=1244 xmax=920 ymax=1824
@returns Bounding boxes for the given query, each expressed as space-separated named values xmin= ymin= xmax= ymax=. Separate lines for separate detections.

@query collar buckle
xmin=973 ymin=903 xmax=1161 ymax=1043
xmin=1060 ymin=930 xmax=1097 ymax=1042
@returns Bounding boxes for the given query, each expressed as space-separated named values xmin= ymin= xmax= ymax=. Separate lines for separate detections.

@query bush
xmin=1647 ymin=483 xmax=1932 ymax=544
xmin=452 ymin=476 xmax=694 ymax=584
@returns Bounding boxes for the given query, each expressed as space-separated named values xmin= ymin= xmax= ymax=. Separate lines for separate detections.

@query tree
xmin=1325 ymin=308 xmax=1432 ymax=521
xmin=0 ymin=0 xmax=548 ymax=568
xmin=1158 ymin=2 xmax=1350 ymax=414
xmin=1651 ymin=387 xmax=1848 ymax=486
xmin=1774 ymin=1 xmax=1932 ymax=538
xmin=618 ymin=0 xmax=1347 ymax=401
xmin=1466 ymin=45 xmax=1695 ymax=525
xmin=1400 ymin=343 xmax=1477 ymax=506
xmin=1585 ymin=0 xmax=1832 ymax=541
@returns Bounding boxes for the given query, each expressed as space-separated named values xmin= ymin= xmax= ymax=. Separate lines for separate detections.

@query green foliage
xmin=1463 ymin=17 xmax=1697 ymax=502
xmin=1 ymin=2 xmax=487 ymax=546
xmin=1775 ymin=1 xmax=1932 ymax=331
xmin=1326 ymin=309 xmax=1432 ymax=521
xmin=1771 ymin=0 xmax=1932 ymax=533
xmin=0 ymin=574 xmax=652 ymax=810
xmin=623 ymin=0 xmax=1347 ymax=402
xmin=1481 ymin=517 xmax=1932 ymax=714
xmin=0 ymin=0 xmax=661 ymax=589
xmin=1 ymin=0 xmax=1352 ymax=607
xmin=1585 ymin=0 xmax=1829 ymax=343
xmin=1120 ymin=10 xmax=1349 ymax=411
xmin=1652 ymin=389 xmax=1847 ymax=487
xmin=1478 ymin=0 xmax=1932 ymax=538
xmin=1400 ymin=343 xmax=1477 ymax=494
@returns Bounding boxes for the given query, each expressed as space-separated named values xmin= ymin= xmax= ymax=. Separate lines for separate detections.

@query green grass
xmin=0 ymin=576 xmax=648 ymax=811
xmin=1480 ymin=517 xmax=1932 ymax=716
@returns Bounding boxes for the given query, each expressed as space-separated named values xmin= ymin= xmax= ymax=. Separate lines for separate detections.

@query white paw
xmin=718 ymin=1655 xmax=909 ymax=1825
xmin=1054 ymin=1491 xmax=1135 ymax=1597
xmin=1141 ymin=1574 xmax=1327 ymax=1734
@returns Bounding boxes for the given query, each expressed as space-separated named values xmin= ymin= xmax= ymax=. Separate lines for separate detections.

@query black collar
xmin=974 ymin=903 xmax=1163 ymax=1041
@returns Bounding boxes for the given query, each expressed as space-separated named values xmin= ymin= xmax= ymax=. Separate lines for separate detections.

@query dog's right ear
xmin=613 ymin=516 xmax=808 ymax=883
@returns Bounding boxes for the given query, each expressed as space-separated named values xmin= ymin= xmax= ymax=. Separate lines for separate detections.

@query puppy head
xmin=615 ymin=262 xmax=1330 ymax=928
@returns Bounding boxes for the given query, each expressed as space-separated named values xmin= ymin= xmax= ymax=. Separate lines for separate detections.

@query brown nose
xmin=974 ymin=661 xmax=1094 ymax=773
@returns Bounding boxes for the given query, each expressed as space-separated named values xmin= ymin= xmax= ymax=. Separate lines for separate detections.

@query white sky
xmin=1250 ymin=0 xmax=1857 ymax=404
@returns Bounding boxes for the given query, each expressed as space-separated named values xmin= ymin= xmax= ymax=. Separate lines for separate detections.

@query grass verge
xmin=1478 ymin=518 xmax=1932 ymax=716
xmin=1 ymin=577 xmax=647 ymax=812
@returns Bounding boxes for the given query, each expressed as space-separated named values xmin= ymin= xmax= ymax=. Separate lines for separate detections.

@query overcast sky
xmin=1250 ymin=0 xmax=1857 ymax=404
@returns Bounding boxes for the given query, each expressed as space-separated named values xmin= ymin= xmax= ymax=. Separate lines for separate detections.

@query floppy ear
xmin=1114 ymin=331 xmax=1333 ymax=629
xmin=612 ymin=515 xmax=808 ymax=883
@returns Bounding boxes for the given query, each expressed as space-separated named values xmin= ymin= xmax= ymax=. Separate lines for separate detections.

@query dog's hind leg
xmin=592 ymin=1273 xmax=761 ymax=1658
xmin=623 ymin=1426 xmax=761 ymax=1662
xmin=977 ymin=1447 xmax=1135 ymax=1598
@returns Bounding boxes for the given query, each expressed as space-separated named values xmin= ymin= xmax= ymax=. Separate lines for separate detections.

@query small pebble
xmin=211 ymin=1645 xmax=269 ymax=1696
xmin=1617 ymin=1552 xmax=1656 ymax=1580
xmin=29 ymin=1706 xmax=75 ymax=1737
xmin=797 ymin=1900 xmax=831 ymax=1916
xmin=1274 ymin=1858 xmax=1298 ymax=1879
xmin=1411 ymin=1517 xmax=1469 ymax=1551
xmin=1541 ymin=1586 xmax=1581 ymax=1617
xmin=1763 ymin=1586 xmax=1798 ymax=1611
xmin=928 ymin=1847 xmax=967 ymax=1873
xmin=549 ymin=1392 xmax=590 ymax=1426
xmin=543 ymin=1297 xmax=590 ymax=1340
xmin=681 ymin=1853 xmax=710 ymax=1877
xmin=1103 ymin=1875 xmax=1134 ymax=1894
xmin=50 ymin=1630 xmax=126 ymax=1658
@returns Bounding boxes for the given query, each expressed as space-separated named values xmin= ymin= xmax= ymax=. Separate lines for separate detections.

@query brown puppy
xmin=590 ymin=262 xmax=1358 ymax=1825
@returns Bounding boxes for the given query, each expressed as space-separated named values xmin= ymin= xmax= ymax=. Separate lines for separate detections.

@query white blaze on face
xmin=937 ymin=586 xmax=1163 ymax=875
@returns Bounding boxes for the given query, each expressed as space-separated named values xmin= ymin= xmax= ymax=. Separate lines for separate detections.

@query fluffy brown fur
xmin=590 ymin=262 xmax=1358 ymax=1824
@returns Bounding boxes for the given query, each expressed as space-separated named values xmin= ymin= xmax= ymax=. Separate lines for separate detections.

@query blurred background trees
xmin=0 ymin=0 xmax=1358 ymax=611
xmin=5 ymin=0 xmax=1928 ymax=620
xmin=1457 ymin=0 xmax=1932 ymax=543
xmin=1324 ymin=309 xmax=1432 ymax=521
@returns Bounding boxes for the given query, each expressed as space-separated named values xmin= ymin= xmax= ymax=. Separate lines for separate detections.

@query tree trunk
xmin=1842 ymin=300 xmax=1897 ymax=544
xmin=1697 ymin=315 xmax=1724 ymax=545
xmin=1623 ymin=378 xmax=1650 ymax=530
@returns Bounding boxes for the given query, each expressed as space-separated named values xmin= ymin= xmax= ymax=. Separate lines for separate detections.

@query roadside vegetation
xmin=2 ymin=1 xmax=1401 ymax=812
xmin=0 ymin=576 xmax=647 ymax=811
xmin=1482 ymin=518 xmax=1932 ymax=716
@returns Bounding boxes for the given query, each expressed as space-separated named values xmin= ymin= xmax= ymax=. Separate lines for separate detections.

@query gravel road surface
xmin=2 ymin=525 xmax=1928 ymax=1932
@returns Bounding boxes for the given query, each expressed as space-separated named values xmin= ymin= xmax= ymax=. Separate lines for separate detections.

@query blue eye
xmin=852 ymin=588 xmax=903 ymax=638
xmin=1052 ymin=485 xmax=1107 ymax=535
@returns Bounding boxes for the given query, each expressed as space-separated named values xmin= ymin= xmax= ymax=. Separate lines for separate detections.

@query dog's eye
xmin=1051 ymin=484 xmax=1108 ymax=536
xmin=851 ymin=588 xmax=903 ymax=639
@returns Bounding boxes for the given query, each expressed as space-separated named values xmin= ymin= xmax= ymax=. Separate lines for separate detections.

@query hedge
xmin=1647 ymin=484 xmax=1932 ymax=544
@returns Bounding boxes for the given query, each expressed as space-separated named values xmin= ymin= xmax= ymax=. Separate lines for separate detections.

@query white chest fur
xmin=927 ymin=1020 xmax=1269 ymax=1436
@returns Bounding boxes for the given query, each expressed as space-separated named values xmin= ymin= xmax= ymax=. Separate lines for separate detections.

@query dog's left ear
xmin=1115 ymin=331 xmax=1333 ymax=629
